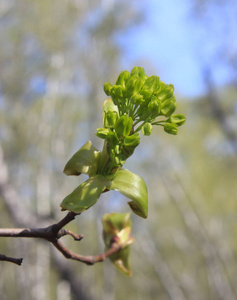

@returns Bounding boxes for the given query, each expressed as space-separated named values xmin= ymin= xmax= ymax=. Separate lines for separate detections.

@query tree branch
xmin=0 ymin=212 xmax=121 ymax=266
xmin=0 ymin=146 xmax=95 ymax=299
xmin=0 ymin=253 xmax=23 ymax=266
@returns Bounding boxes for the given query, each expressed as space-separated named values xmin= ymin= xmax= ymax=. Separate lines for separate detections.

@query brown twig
xmin=0 ymin=253 xmax=23 ymax=266
xmin=0 ymin=212 xmax=121 ymax=266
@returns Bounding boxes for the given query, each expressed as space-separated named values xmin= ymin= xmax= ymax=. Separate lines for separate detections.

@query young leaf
xmin=108 ymin=169 xmax=148 ymax=218
xmin=60 ymin=176 xmax=109 ymax=213
xmin=109 ymin=245 xmax=132 ymax=276
xmin=102 ymin=213 xmax=134 ymax=276
xmin=63 ymin=141 xmax=101 ymax=176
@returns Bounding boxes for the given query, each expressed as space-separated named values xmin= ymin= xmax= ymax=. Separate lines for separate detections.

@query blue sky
xmin=118 ymin=0 xmax=236 ymax=98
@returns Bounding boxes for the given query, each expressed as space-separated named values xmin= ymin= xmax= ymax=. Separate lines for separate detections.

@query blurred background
xmin=0 ymin=0 xmax=237 ymax=299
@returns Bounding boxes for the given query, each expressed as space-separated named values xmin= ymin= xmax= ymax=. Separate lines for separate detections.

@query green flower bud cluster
xmin=96 ymin=98 xmax=140 ymax=174
xmin=103 ymin=66 xmax=186 ymax=136
xmin=97 ymin=67 xmax=186 ymax=174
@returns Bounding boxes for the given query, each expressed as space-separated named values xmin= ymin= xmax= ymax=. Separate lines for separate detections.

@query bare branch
xmin=0 ymin=212 xmax=121 ymax=266
xmin=52 ymin=239 xmax=120 ymax=265
xmin=0 ymin=253 xmax=23 ymax=266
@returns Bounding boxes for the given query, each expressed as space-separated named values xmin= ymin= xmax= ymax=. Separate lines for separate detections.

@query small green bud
xmin=130 ymin=94 xmax=144 ymax=105
xmin=160 ymin=97 xmax=177 ymax=117
xmin=116 ymin=70 xmax=129 ymax=88
xmin=140 ymin=76 xmax=160 ymax=99
xmin=103 ymin=111 xmax=119 ymax=128
xmin=130 ymin=66 xmax=145 ymax=82
xmin=107 ymin=131 xmax=119 ymax=146
xmin=141 ymin=123 xmax=152 ymax=136
xmin=102 ymin=213 xmax=134 ymax=276
xmin=168 ymin=114 xmax=186 ymax=126
xmin=164 ymin=123 xmax=178 ymax=135
xmin=123 ymin=133 xmax=140 ymax=150
xmin=115 ymin=115 xmax=133 ymax=137
xmin=157 ymin=84 xmax=174 ymax=101
xmin=103 ymin=82 xmax=113 ymax=96
xmin=125 ymin=75 xmax=143 ymax=98
xmin=103 ymin=98 xmax=119 ymax=113
xmin=95 ymin=128 xmax=110 ymax=139
xmin=112 ymin=85 xmax=124 ymax=99
xmin=148 ymin=96 xmax=160 ymax=117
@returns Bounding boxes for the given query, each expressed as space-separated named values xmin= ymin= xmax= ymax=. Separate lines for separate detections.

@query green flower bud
xmin=148 ymin=96 xmax=160 ymax=117
xmin=160 ymin=97 xmax=177 ymax=117
xmin=95 ymin=128 xmax=110 ymax=139
xmin=141 ymin=123 xmax=152 ymax=136
xmin=112 ymin=85 xmax=124 ymax=99
xmin=115 ymin=115 xmax=133 ymax=137
xmin=103 ymin=111 xmax=119 ymax=128
xmin=130 ymin=66 xmax=145 ymax=82
xmin=130 ymin=94 xmax=144 ymax=105
xmin=103 ymin=82 xmax=113 ymax=96
xmin=140 ymin=76 xmax=160 ymax=99
xmin=107 ymin=131 xmax=119 ymax=147
xmin=123 ymin=133 xmax=140 ymax=150
xmin=103 ymin=98 xmax=119 ymax=113
xmin=164 ymin=123 xmax=178 ymax=135
xmin=168 ymin=114 xmax=186 ymax=126
xmin=125 ymin=75 xmax=143 ymax=98
xmin=157 ymin=84 xmax=174 ymax=101
xmin=116 ymin=70 xmax=130 ymax=88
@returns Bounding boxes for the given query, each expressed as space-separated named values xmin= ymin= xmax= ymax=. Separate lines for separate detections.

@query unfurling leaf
xmin=61 ymin=167 xmax=148 ymax=218
xmin=108 ymin=169 xmax=148 ymax=218
xmin=63 ymin=141 xmax=101 ymax=176
xmin=60 ymin=176 xmax=109 ymax=213
xmin=102 ymin=212 xmax=134 ymax=276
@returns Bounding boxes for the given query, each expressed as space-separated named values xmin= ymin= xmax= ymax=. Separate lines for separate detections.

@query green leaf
xmin=63 ymin=141 xmax=101 ymax=177
xmin=109 ymin=245 xmax=132 ymax=276
xmin=102 ymin=212 xmax=133 ymax=244
xmin=61 ymin=168 xmax=148 ymax=217
xmin=60 ymin=176 xmax=108 ymax=213
xmin=102 ymin=213 xmax=134 ymax=276
xmin=108 ymin=169 xmax=148 ymax=218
